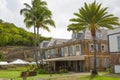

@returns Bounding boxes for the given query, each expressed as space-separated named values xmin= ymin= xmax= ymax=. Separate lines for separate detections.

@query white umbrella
xmin=30 ymin=61 xmax=46 ymax=65
xmin=30 ymin=62 xmax=36 ymax=65
xmin=9 ymin=59 xmax=29 ymax=65
xmin=0 ymin=61 xmax=8 ymax=65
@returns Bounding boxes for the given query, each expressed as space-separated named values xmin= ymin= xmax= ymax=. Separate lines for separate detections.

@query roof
xmin=41 ymin=29 xmax=107 ymax=50
xmin=40 ymin=41 xmax=49 ymax=48
xmin=44 ymin=56 xmax=85 ymax=61
xmin=83 ymin=29 xmax=107 ymax=40
xmin=47 ymin=38 xmax=69 ymax=47
xmin=108 ymin=27 xmax=120 ymax=35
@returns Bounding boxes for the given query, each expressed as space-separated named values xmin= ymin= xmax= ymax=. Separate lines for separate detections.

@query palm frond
xmin=25 ymin=21 xmax=34 ymax=28
xmin=24 ymin=3 xmax=32 ymax=9
xmin=67 ymin=1 xmax=120 ymax=32
xmin=43 ymin=19 xmax=55 ymax=27
xmin=41 ymin=24 xmax=50 ymax=32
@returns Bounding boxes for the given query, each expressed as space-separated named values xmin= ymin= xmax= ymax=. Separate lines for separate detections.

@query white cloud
xmin=0 ymin=0 xmax=120 ymax=39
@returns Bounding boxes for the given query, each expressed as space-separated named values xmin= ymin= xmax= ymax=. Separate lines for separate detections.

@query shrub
xmin=106 ymin=68 xmax=112 ymax=73
xmin=59 ymin=69 xmax=68 ymax=73
xmin=0 ymin=52 xmax=4 ymax=61
xmin=37 ymin=69 xmax=48 ymax=74
xmin=8 ymin=66 xmax=27 ymax=71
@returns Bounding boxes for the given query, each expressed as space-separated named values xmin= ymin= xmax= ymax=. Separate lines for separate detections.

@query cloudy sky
xmin=0 ymin=0 xmax=120 ymax=39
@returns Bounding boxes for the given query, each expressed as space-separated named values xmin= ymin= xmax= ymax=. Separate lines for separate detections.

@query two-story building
xmin=108 ymin=27 xmax=120 ymax=72
xmin=41 ymin=29 xmax=109 ymax=72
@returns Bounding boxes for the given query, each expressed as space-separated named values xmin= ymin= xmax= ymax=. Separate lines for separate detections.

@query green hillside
xmin=0 ymin=19 xmax=51 ymax=46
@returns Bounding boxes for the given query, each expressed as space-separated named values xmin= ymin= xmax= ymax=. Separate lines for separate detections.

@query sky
xmin=0 ymin=0 xmax=120 ymax=39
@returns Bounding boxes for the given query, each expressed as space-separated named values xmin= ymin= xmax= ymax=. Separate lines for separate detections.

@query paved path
xmin=0 ymin=78 xmax=11 ymax=80
xmin=103 ymin=74 xmax=120 ymax=78
xmin=37 ymin=72 xmax=118 ymax=80
xmin=37 ymin=72 xmax=91 ymax=80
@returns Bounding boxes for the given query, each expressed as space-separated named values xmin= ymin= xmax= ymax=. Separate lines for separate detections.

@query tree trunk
xmin=37 ymin=27 xmax=44 ymax=69
xmin=90 ymin=25 xmax=98 ymax=75
xmin=34 ymin=26 xmax=39 ymax=68
xmin=92 ymin=36 xmax=98 ymax=75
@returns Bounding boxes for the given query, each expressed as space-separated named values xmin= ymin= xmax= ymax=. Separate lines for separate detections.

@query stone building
xmin=41 ymin=29 xmax=109 ymax=72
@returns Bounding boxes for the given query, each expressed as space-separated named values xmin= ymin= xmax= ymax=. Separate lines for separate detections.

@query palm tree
xmin=20 ymin=0 xmax=55 ymax=68
xmin=20 ymin=2 xmax=39 ymax=67
xmin=67 ymin=1 xmax=120 ymax=75
xmin=33 ymin=0 xmax=55 ymax=68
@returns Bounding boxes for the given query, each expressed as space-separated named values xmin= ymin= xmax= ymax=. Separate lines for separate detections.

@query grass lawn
xmin=0 ymin=70 xmax=66 ymax=80
xmin=78 ymin=75 xmax=120 ymax=80
xmin=47 ymin=75 xmax=120 ymax=80
xmin=0 ymin=70 xmax=120 ymax=80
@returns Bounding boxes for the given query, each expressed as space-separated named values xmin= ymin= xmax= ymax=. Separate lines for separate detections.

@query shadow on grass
xmin=89 ymin=74 xmax=97 ymax=80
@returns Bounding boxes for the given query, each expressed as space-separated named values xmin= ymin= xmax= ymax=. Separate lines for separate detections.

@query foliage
xmin=67 ymin=1 xmax=120 ymax=33
xmin=59 ymin=69 xmax=68 ymax=73
xmin=37 ymin=69 xmax=48 ymax=74
xmin=106 ymin=68 xmax=112 ymax=73
xmin=26 ymin=64 xmax=36 ymax=71
xmin=0 ymin=19 xmax=51 ymax=46
xmin=8 ymin=66 xmax=28 ymax=71
xmin=0 ymin=52 xmax=4 ymax=61
xmin=20 ymin=0 xmax=55 ymax=68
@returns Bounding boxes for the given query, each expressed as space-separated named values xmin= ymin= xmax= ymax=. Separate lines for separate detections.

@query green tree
xmin=20 ymin=2 xmax=39 ymax=66
xmin=32 ymin=0 xmax=55 ymax=68
xmin=20 ymin=0 xmax=55 ymax=68
xmin=0 ymin=34 xmax=9 ymax=46
xmin=67 ymin=1 xmax=120 ymax=75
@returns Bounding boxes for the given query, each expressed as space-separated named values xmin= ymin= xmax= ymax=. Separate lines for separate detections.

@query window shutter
xmin=45 ymin=51 xmax=48 ymax=59
xmin=72 ymin=45 xmax=75 ymax=56
xmin=61 ymin=48 xmax=64 ymax=56
xmin=103 ymin=58 xmax=107 ymax=68
xmin=66 ymin=47 xmax=68 ymax=56
xmin=96 ymin=44 xmax=98 ymax=52
xmin=96 ymin=59 xmax=99 ymax=68
xmin=117 ymin=36 xmax=120 ymax=51
xmin=79 ymin=44 xmax=82 ymax=55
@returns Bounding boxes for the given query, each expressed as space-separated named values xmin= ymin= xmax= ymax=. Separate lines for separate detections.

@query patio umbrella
xmin=9 ymin=59 xmax=29 ymax=65
xmin=0 ymin=61 xmax=8 ymax=65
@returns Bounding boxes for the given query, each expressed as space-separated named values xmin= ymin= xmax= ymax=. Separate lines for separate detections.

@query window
xmin=64 ymin=47 xmax=66 ymax=53
xmin=72 ymin=45 xmax=75 ymax=56
xmin=54 ymin=48 xmax=58 ymax=54
xmin=101 ymin=44 xmax=106 ymax=52
xmin=66 ymin=47 xmax=68 ymax=54
xmin=117 ymin=36 xmax=120 ymax=51
xmin=89 ymin=44 xmax=98 ymax=52
xmin=48 ymin=50 xmax=51 ymax=58
xmin=76 ymin=44 xmax=82 ymax=55
xmin=45 ymin=51 xmax=48 ymax=59
xmin=64 ymin=47 xmax=68 ymax=56
xmin=79 ymin=45 xmax=82 ymax=55
xmin=89 ymin=44 xmax=94 ymax=51
xmin=61 ymin=48 xmax=64 ymax=56
xmin=91 ymin=58 xmax=99 ymax=68
xmin=76 ymin=45 xmax=79 ymax=51
xmin=51 ymin=49 xmax=54 ymax=55
xmin=96 ymin=59 xmax=99 ymax=68
xmin=103 ymin=58 xmax=107 ymax=68
xmin=96 ymin=32 xmax=99 ymax=39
